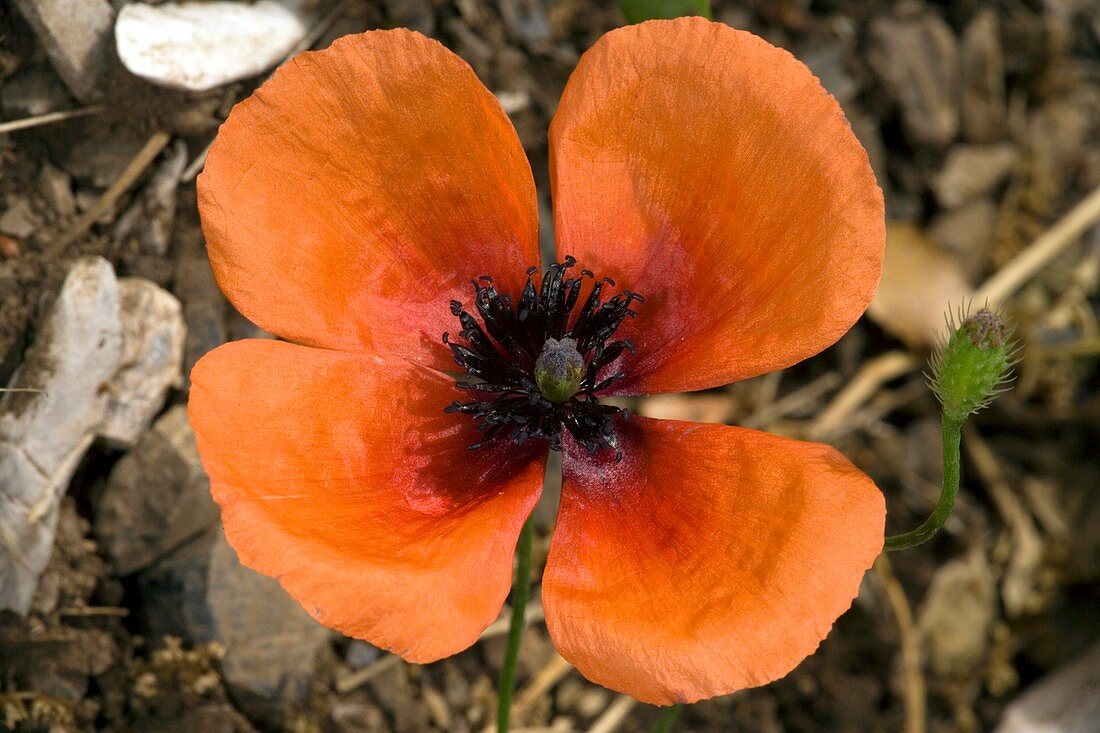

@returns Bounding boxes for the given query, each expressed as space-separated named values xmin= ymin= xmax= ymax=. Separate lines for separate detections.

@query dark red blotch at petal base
xmin=189 ymin=340 xmax=545 ymax=662
xmin=198 ymin=29 xmax=540 ymax=368
xmin=550 ymin=18 xmax=885 ymax=395
xmin=543 ymin=416 xmax=885 ymax=705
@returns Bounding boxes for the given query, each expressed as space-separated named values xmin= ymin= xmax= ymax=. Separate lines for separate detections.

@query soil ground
xmin=1 ymin=0 xmax=1099 ymax=731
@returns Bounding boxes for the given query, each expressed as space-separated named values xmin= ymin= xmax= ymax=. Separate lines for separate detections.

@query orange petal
xmin=550 ymin=19 xmax=884 ymax=394
xmin=188 ymin=340 xmax=545 ymax=662
xmin=543 ymin=417 xmax=884 ymax=704
xmin=198 ymin=30 xmax=539 ymax=365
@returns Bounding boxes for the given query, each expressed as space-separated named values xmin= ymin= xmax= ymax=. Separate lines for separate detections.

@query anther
xmin=442 ymin=257 xmax=643 ymax=458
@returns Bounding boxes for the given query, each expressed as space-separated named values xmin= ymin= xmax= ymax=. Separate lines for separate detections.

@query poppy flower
xmin=189 ymin=17 xmax=886 ymax=705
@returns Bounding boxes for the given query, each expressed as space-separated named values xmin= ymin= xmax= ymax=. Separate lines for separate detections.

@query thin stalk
xmin=885 ymin=415 xmax=963 ymax=551
xmin=654 ymin=703 xmax=683 ymax=733
xmin=497 ymin=516 xmax=535 ymax=732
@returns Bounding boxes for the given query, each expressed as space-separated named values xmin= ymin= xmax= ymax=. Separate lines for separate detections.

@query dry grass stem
xmin=586 ymin=694 xmax=637 ymax=733
xmin=0 ymin=105 xmax=102 ymax=134
xmin=975 ymin=183 xmax=1100 ymax=305
xmin=335 ymin=603 xmax=545 ymax=694
xmin=334 ymin=653 xmax=402 ymax=695
xmin=743 ymin=371 xmax=841 ymax=429
xmin=45 ymin=131 xmax=172 ymax=258
xmin=509 ymin=653 xmax=575 ymax=725
xmin=808 ymin=351 xmax=919 ymax=439
xmin=875 ymin=555 xmax=927 ymax=733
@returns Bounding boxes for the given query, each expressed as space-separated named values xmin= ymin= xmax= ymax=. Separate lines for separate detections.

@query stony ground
xmin=1 ymin=0 xmax=1099 ymax=731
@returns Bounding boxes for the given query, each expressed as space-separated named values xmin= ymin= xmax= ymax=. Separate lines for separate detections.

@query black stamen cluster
xmin=443 ymin=256 xmax=643 ymax=459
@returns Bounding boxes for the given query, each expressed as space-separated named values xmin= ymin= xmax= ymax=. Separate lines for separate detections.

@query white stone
xmin=995 ymin=640 xmax=1100 ymax=733
xmin=0 ymin=258 xmax=187 ymax=612
xmin=115 ymin=0 xmax=313 ymax=92
xmin=12 ymin=0 xmax=115 ymax=102
xmin=0 ymin=257 xmax=122 ymax=613
xmin=99 ymin=279 xmax=186 ymax=448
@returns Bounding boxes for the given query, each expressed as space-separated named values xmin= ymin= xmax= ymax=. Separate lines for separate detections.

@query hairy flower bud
xmin=930 ymin=308 xmax=1015 ymax=422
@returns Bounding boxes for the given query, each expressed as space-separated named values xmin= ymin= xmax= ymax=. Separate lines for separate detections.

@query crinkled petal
xmin=199 ymin=30 xmax=540 ymax=365
xmin=189 ymin=339 xmax=545 ymax=661
xmin=550 ymin=18 xmax=884 ymax=394
xmin=543 ymin=416 xmax=884 ymax=704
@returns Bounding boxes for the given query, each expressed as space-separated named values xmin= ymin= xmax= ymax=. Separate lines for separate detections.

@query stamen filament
xmin=442 ymin=257 xmax=642 ymax=459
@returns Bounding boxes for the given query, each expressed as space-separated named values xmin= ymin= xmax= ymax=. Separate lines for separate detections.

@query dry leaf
xmin=868 ymin=222 xmax=974 ymax=348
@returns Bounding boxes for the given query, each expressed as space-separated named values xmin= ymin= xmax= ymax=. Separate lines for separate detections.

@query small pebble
xmin=0 ymin=234 xmax=19 ymax=259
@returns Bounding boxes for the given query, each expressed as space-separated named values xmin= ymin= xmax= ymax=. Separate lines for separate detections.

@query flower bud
xmin=930 ymin=308 xmax=1015 ymax=422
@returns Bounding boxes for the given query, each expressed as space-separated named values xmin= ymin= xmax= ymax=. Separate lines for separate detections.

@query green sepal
xmin=929 ymin=308 xmax=1015 ymax=422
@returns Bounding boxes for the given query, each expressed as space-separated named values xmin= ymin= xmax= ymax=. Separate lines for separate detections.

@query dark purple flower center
xmin=443 ymin=256 xmax=643 ymax=459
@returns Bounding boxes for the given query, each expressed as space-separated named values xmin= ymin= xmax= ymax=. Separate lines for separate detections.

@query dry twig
xmin=875 ymin=555 xmax=927 ymax=733
xmin=0 ymin=105 xmax=102 ymax=135
xmin=742 ymin=371 xmax=841 ymax=429
xmin=510 ymin=653 xmax=575 ymax=724
xmin=586 ymin=695 xmax=637 ymax=733
xmin=975 ymin=183 xmax=1100 ymax=305
xmin=334 ymin=603 xmax=545 ymax=694
xmin=45 ymin=131 xmax=172 ymax=259
xmin=807 ymin=185 xmax=1100 ymax=434
xmin=807 ymin=351 xmax=919 ymax=439
xmin=334 ymin=653 xmax=402 ymax=695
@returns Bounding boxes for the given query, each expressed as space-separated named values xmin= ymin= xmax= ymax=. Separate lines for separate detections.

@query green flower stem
xmin=619 ymin=0 xmax=711 ymax=23
xmin=497 ymin=516 xmax=535 ymax=732
xmin=885 ymin=415 xmax=963 ymax=551
xmin=654 ymin=704 xmax=683 ymax=733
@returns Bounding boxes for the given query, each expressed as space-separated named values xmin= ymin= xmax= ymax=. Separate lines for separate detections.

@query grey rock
xmin=0 ymin=66 xmax=74 ymax=118
xmin=139 ymin=527 xmax=331 ymax=725
xmin=931 ymin=143 xmax=1019 ymax=208
xmin=384 ymin=0 xmax=435 ymax=37
xmin=928 ymin=198 xmax=997 ymax=278
xmin=173 ymin=226 xmax=227 ymax=391
xmin=12 ymin=0 xmax=115 ymax=102
xmin=345 ymin=639 xmax=382 ymax=669
xmin=37 ymin=163 xmax=77 ymax=219
xmin=95 ymin=406 xmax=217 ymax=575
xmin=0 ymin=198 xmax=38 ymax=239
xmin=98 ymin=278 xmax=185 ymax=448
xmin=369 ymin=663 xmax=430 ymax=733
xmin=917 ymin=551 xmax=996 ymax=678
xmin=960 ymin=9 xmax=1007 ymax=143
xmin=0 ymin=257 xmax=122 ymax=614
xmin=798 ymin=24 xmax=859 ymax=105
xmin=115 ymin=0 xmax=313 ymax=93
xmin=1027 ymin=95 xmax=1096 ymax=176
xmin=557 ymin=677 xmax=609 ymax=719
xmin=499 ymin=0 xmax=550 ymax=46
xmin=331 ymin=700 xmax=386 ymax=733
xmin=0 ymin=257 xmax=185 ymax=612
xmin=65 ymin=131 xmax=147 ymax=188
xmin=844 ymin=105 xmax=888 ymax=197
xmin=113 ymin=140 xmax=187 ymax=259
xmin=868 ymin=7 xmax=960 ymax=147
xmin=995 ymin=640 xmax=1100 ymax=733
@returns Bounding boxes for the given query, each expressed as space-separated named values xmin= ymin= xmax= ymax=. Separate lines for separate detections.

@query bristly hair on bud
xmin=928 ymin=304 xmax=1019 ymax=422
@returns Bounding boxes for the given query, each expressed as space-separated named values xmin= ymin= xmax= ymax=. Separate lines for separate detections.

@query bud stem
xmin=654 ymin=703 xmax=683 ymax=732
xmin=884 ymin=415 xmax=963 ymax=551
